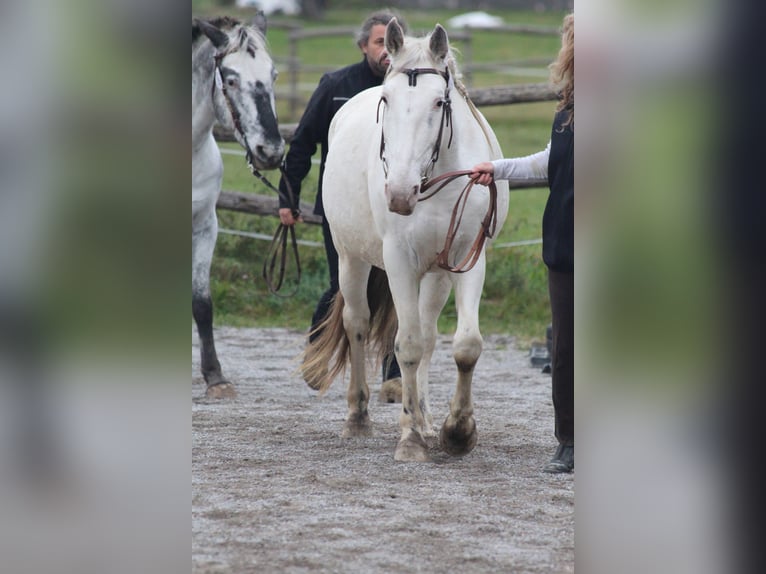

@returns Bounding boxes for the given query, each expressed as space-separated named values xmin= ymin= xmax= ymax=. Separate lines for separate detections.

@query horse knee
xmin=453 ymin=333 xmax=482 ymax=372
xmin=342 ymin=312 xmax=369 ymax=344
xmin=394 ymin=337 xmax=423 ymax=369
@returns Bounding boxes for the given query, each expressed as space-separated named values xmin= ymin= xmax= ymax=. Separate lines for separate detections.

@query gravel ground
xmin=192 ymin=326 xmax=574 ymax=573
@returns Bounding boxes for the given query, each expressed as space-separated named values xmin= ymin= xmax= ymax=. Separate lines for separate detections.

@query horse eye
xmin=226 ymin=77 xmax=239 ymax=88
xmin=435 ymin=100 xmax=443 ymax=108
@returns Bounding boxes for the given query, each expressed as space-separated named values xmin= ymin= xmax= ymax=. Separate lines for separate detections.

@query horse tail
xmin=302 ymin=291 xmax=349 ymax=394
xmin=301 ymin=267 xmax=397 ymax=394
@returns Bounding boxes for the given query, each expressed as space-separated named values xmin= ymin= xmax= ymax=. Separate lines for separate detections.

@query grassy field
xmin=194 ymin=4 xmax=568 ymax=344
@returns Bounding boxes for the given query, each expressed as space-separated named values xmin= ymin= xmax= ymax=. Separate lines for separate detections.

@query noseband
xmin=377 ymin=67 xmax=453 ymax=182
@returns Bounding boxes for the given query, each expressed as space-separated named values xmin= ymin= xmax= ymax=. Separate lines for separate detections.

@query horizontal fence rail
xmin=213 ymin=83 xmax=556 ymax=144
xmin=217 ymin=180 xmax=548 ymax=225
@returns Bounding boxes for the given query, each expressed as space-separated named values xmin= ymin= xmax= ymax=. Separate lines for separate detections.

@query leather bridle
xmin=213 ymin=50 xmax=300 ymax=295
xmin=377 ymin=67 xmax=453 ymax=183
xmin=213 ymin=51 xmax=259 ymax=169
xmin=376 ymin=67 xmax=496 ymax=274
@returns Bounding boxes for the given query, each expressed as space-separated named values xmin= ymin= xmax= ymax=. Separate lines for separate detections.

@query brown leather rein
xmin=419 ymin=170 xmax=499 ymax=274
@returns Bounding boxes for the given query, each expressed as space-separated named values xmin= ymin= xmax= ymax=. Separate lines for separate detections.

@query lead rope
xmin=252 ymin=164 xmax=302 ymax=296
xmin=419 ymin=170 xmax=498 ymax=274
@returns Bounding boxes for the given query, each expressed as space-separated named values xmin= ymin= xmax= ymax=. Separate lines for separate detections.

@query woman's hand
xmin=470 ymin=161 xmax=495 ymax=186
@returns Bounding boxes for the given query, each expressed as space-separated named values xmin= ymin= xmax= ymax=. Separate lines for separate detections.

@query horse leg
xmin=440 ymin=267 xmax=486 ymax=456
xmin=339 ymin=257 xmax=373 ymax=438
xmin=384 ymin=250 xmax=429 ymax=462
xmin=417 ymin=272 xmax=453 ymax=436
xmin=192 ymin=213 xmax=234 ymax=399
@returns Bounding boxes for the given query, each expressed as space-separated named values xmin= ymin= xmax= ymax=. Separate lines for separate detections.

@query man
xmin=278 ymin=11 xmax=406 ymax=392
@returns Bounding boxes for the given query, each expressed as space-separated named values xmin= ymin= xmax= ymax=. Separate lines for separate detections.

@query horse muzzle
xmin=385 ymin=183 xmax=419 ymax=216
xmin=249 ymin=141 xmax=285 ymax=170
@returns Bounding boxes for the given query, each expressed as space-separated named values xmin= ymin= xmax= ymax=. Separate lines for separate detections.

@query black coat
xmin=542 ymin=109 xmax=574 ymax=272
xmin=278 ymin=57 xmax=383 ymax=215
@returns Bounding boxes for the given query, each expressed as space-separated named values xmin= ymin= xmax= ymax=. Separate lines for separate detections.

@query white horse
xmin=192 ymin=15 xmax=284 ymax=398
xmin=303 ymin=20 xmax=509 ymax=461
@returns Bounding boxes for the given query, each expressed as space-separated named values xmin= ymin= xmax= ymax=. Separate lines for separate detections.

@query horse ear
xmin=197 ymin=19 xmax=229 ymax=49
xmin=429 ymin=24 xmax=449 ymax=61
xmin=252 ymin=11 xmax=268 ymax=36
xmin=385 ymin=18 xmax=404 ymax=55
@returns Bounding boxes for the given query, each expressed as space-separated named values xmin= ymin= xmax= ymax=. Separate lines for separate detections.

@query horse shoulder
xmin=328 ymin=86 xmax=382 ymax=147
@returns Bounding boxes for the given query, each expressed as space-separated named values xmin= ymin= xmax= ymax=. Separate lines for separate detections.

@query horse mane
xmin=191 ymin=17 xmax=267 ymax=55
xmin=193 ymin=17 xmax=239 ymax=46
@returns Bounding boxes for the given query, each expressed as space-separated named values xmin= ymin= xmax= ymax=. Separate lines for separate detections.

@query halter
xmin=377 ymin=67 xmax=454 ymax=183
xmin=213 ymin=50 xmax=258 ymax=169
xmin=213 ymin=50 xmax=300 ymax=295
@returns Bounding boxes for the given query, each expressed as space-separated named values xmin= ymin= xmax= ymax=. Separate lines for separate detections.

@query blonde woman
xmin=471 ymin=13 xmax=574 ymax=473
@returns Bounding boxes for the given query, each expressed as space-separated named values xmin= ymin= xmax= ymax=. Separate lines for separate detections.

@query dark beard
xmin=368 ymin=55 xmax=388 ymax=78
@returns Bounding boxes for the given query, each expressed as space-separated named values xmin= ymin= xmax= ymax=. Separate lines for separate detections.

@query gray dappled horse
xmin=192 ymin=15 xmax=284 ymax=398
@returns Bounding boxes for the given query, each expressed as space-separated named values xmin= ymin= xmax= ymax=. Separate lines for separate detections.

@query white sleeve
xmin=491 ymin=141 xmax=551 ymax=181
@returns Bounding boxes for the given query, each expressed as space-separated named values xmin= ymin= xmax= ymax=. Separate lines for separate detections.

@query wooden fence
xmin=274 ymin=23 xmax=560 ymax=120
xmin=213 ymin=82 xmax=557 ymax=145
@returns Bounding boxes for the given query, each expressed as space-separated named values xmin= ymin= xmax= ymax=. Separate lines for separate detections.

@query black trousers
xmin=310 ymin=217 xmax=401 ymax=381
xmin=548 ymin=268 xmax=574 ymax=446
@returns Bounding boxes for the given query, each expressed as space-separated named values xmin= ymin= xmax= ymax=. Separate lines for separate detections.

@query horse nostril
xmin=256 ymin=145 xmax=266 ymax=158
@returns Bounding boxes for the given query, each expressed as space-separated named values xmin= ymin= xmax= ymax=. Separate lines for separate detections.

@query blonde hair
xmin=549 ymin=13 xmax=574 ymax=129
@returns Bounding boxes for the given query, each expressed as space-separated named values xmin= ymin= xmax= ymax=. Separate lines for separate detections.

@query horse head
xmin=197 ymin=15 xmax=285 ymax=170
xmin=378 ymin=20 xmax=453 ymax=216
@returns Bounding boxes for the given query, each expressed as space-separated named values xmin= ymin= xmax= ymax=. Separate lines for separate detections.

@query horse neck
xmin=192 ymin=43 xmax=218 ymax=146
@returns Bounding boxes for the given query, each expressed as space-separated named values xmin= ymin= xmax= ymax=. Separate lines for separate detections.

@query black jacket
xmin=279 ymin=57 xmax=383 ymax=215
xmin=542 ymin=108 xmax=574 ymax=272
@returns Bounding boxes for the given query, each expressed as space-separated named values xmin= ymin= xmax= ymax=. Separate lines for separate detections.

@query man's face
xmin=361 ymin=24 xmax=390 ymax=78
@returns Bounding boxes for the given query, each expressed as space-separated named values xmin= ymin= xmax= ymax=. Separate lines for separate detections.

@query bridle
xmin=213 ymin=50 xmax=259 ymax=170
xmin=212 ymin=49 xmax=301 ymax=295
xmin=377 ymin=67 xmax=454 ymax=184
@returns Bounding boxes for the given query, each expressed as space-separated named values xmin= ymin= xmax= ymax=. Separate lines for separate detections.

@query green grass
xmin=195 ymin=5 xmax=567 ymax=344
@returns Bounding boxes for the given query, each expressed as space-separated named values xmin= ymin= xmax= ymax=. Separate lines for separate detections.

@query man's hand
xmin=279 ymin=207 xmax=303 ymax=226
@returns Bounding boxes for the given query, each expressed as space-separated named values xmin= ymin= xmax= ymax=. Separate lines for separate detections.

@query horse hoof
xmin=342 ymin=412 xmax=373 ymax=438
xmin=394 ymin=432 xmax=431 ymax=462
xmin=205 ymin=382 xmax=237 ymax=399
xmin=440 ymin=415 xmax=478 ymax=456
xmin=378 ymin=377 xmax=402 ymax=403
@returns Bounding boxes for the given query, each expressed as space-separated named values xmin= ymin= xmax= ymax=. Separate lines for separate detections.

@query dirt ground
xmin=192 ymin=326 xmax=574 ymax=573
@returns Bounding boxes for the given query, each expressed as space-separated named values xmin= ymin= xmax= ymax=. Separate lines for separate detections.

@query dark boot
xmin=543 ymin=444 xmax=574 ymax=473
